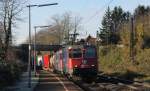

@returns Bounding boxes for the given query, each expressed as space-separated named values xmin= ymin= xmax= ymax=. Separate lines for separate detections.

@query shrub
xmin=0 ymin=60 xmax=24 ymax=88
xmin=99 ymin=46 xmax=150 ymax=82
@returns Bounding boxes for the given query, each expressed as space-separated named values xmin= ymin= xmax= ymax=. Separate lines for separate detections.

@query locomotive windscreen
xmin=84 ymin=47 xmax=96 ymax=58
xmin=69 ymin=49 xmax=82 ymax=58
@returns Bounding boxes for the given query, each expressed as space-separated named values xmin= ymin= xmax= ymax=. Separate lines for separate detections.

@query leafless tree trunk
xmin=0 ymin=0 xmax=26 ymax=61
xmin=51 ymin=12 xmax=73 ymax=44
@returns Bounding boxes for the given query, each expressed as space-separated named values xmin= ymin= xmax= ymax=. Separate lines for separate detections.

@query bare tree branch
xmin=0 ymin=0 xmax=26 ymax=61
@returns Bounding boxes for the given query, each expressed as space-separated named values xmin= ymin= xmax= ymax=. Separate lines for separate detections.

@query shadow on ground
xmin=98 ymin=70 xmax=149 ymax=85
xmin=108 ymin=70 xmax=146 ymax=81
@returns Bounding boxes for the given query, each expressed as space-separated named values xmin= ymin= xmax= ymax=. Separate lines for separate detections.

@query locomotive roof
xmin=63 ymin=44 xmax=96 ymax=49
xmin=65 ymin=45 xmax=83 ymax=49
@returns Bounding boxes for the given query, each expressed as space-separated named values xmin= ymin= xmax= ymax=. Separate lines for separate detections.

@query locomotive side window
xmin=84 ymin=47 xmax=96 ymax=58
xmin=69 ymin=49 xmax=82 ymax=58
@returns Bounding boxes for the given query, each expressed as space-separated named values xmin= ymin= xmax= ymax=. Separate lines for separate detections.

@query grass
xmin=98 ymin=45 xmax=150 ymax=83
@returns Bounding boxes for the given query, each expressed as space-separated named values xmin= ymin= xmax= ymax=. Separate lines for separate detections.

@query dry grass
xmin=98 ymin=46 xmax=150 ymax=82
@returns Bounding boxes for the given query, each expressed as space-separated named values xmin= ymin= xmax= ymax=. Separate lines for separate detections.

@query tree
xmin=134 ymin=5 xmax=150 ymax=16
xmin=48 ymin=12 xmax=82 ymax=45
xmin=50 ymin=12 xmax=73 ymax=44
xmin=99 ymin=6 xmax=130 ymax=44
xmin=111 ymin=6 xmax=130 ymax=31
xmin=31 ymin=12 xmax=82 ymax=45
xmin=134 ymin=6 xmax=150 ymax=48
xmin=0 ymin=22 xmax=3 ymax=46
xmin=100 ymin=7 xmax=112 ymax=45
xmin=0 ymin=0 xmax=25 ymax=61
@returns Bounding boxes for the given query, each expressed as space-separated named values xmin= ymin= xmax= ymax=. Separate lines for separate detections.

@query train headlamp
xmin=91 ymin=65 xmax=95 ymax=67
xmin=75 ymin=65 xmax=78 ymax=67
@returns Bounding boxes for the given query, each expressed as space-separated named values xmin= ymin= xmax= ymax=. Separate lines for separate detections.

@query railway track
xmin=96 ymin=75 xmax=150 ymax=91
xmin=69 ymin=75 xmax=150 ymax=91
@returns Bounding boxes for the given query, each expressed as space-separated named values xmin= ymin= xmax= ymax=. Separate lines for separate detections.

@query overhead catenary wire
xmin=79 ymin=0 xmax=114 ymax=41
xmin=83 ymin=0 xmax=114 ymax=25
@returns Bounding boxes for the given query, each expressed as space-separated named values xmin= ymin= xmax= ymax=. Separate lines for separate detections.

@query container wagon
xmin=36 ymin=55 xmax=43 ymax=70
xmin=43 ymin=54 xmax=50 ymax=70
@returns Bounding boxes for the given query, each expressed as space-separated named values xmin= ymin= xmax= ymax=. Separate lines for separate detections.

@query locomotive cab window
xmin=84 ymin=47 xmax=96 ymax=58
xmin=69 ymin=49 xmax=82 ymax=58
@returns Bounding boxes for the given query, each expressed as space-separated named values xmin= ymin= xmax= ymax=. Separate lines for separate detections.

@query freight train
xmin=35 ymin=54 xmax=51 ymax=70
xmin=50 ymin=44 xmax=98 ymax=81
xmin=34 ymin=44 xmax=98 ymax=82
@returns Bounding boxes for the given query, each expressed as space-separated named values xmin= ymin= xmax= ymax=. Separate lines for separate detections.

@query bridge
xmin=17 ymin=44 xmax=62 ymax=62
xmin=20 ymin=44 xmax=62 ymax=51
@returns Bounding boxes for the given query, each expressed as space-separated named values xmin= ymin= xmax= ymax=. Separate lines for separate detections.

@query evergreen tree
xmin=100 ymin=7 xmax=112 ymax=45
xmin=134 ymin=5 xmax=150 ymax=16
xmin=99 ymin=6 xmax=130 ymax=45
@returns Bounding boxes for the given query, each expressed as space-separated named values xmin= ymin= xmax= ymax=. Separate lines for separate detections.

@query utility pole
xmin=96 ymin=31 xmax=99 ymax=58
xmin=26 ymin=3 xmax=58 ymax=88
xmin=34 ymin=26 xmax=37 ymax=77
xmin=70 ymin=33 xmax=79 ymax=45
xmin=73 ymin=17 xmax=77 ymax=44
xmin=67 ymin=29 xmax=70 ymax=44
xmin=34 ymin=25 xmax=52 ymax=76
xmin=27 ymin=5 xmax=31 ymax=88
xmin=130 ymin=16 xmax=135 ymax=62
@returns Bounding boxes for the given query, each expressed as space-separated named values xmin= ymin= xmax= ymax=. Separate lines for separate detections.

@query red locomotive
xmin=51 ymin=44 xmax=98 ymax=81
xmin=63 ymin=45 xmax=83 ymax=77
xmin=79 ymin=45 xmax=98 ymax=81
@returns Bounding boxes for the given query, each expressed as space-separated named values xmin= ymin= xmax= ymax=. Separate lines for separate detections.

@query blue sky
xmin=13 ymin=0 xmax=150 ymax=44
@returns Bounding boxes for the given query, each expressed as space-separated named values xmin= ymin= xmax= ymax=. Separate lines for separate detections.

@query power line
xmin=83 ymin=0 xmax=114 ymax=25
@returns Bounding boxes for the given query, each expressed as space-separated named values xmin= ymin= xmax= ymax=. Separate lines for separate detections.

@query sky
xmin=13 ymin=0 xmax=150 ymax=45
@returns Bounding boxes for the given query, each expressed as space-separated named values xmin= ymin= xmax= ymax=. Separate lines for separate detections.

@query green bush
xmin=0 ymin=61 xmax=24 ymax=88
xmin=136 ymin=49 xmax=150 ymax=75
xmin=99 ymin=47 xmax=149 ymax=78
xmin=99 ymin=46 xmax=150 ymax=82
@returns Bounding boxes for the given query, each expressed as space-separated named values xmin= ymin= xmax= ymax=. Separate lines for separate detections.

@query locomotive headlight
xmin=91 ymin=65 xmax=95 ymax=67
xmin=83 ymin=60 xmax=87 ymax=64
xmin=75 ymin=65 xmax=78 ymax=67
